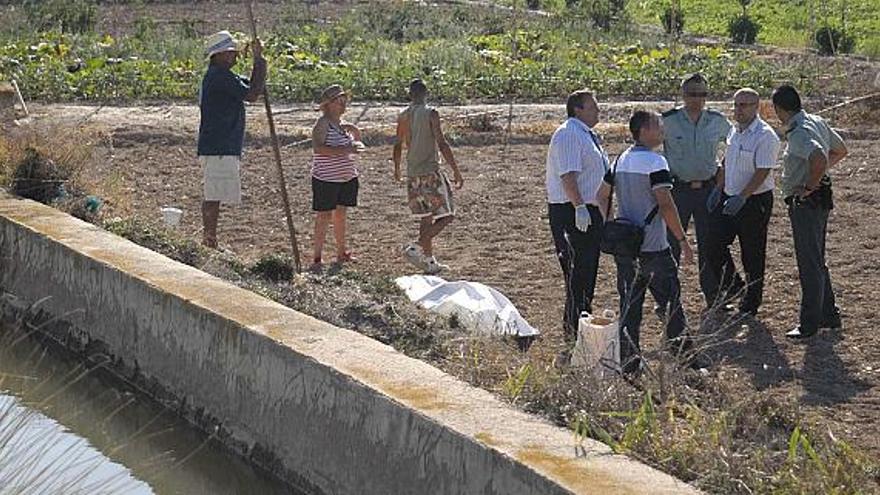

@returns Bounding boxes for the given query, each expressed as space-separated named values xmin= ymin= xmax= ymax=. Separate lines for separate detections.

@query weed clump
xmin=104 ymin=217 xmax=205 ymax=267
xmin=251 ymin=254 xmax=294 ymax=283
xmin=10 ymin=147 xmax=67 ymax=204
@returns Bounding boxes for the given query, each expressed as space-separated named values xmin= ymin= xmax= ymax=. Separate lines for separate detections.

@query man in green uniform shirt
xmin=662 ymin=73 xmax=744 ymax=309
xmin=772 ymin=85 xmax=847 ymax=339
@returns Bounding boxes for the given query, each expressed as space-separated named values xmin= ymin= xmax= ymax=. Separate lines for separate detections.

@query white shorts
xmin=200 ymin=155 xmax=241 ymax=204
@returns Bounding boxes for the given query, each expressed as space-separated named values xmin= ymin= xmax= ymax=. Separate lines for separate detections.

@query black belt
xmin=639 ymin=248 xmax=671 ymax=258
xmin=673 ymin=178 xmax=712 ymax=189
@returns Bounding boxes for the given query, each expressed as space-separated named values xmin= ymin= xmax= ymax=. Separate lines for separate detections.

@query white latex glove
xmin=575 ymin=204 xmax=591 ymax=232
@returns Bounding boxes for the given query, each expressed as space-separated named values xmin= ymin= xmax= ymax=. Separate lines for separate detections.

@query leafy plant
xmin=251 ymin=253 xmax=295 ymax=282
xmin=502 ymin=364 xmax=533 ymax=403
xmin=23 ymin=0 xmax=97 ymax=34
xmin=729 ymin=15 xmax=760 ymax=44
xmin=660 ymin=6 xmax=685 ymax=34
xmin=814 ymin=26 xmax=856 ymax=55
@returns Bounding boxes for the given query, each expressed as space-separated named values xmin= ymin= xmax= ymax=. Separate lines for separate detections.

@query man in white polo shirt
xmin=705 ymin=88 xmax=781 ymax=316
xmin=546 ymin=89 xmax=608 ymax=342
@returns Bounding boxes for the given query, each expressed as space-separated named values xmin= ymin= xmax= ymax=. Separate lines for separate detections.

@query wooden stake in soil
xmin=245 ymin=1 xmax=302 ymax=273
xmin=11 ymin=79 xmax=28 ymax=117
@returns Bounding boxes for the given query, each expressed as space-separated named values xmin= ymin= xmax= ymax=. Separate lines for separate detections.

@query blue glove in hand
xmin=706 ymin=187 xmax=722 ymax=211
xmin=722 ymin=195 xmax=746 ymax=216
xmin=575 ymin=204 xmax=592 ymax=232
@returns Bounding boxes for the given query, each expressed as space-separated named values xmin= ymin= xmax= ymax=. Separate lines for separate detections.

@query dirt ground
xmin=18 ymin=96 xmax=879 ymax=461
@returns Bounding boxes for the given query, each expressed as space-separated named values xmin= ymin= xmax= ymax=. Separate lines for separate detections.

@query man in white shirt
xmin=705 ymin=88 xmax=781 ymax=316
xmin=546 ymin=89 xmax=608 ymax=342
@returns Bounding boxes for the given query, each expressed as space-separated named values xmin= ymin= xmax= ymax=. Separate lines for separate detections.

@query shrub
xmin=568 ymin=0 xmax=628 ymax=30
xmin=23 ymin=0 xmax=97 ymax=34
xmin=815 ymin=26 xmax=856 ymax=55
xmin=660 ymin=6 xmax=684 ymax=34
xmin=10 ymin=148 xmax=67 ymax=204
xmin=251 ymin=253 xmax=295 ymax=282
xmin=104 ymin=217 xmax=205 ymax=267
xmin=728 ymin=15 xmax=760 ymax=44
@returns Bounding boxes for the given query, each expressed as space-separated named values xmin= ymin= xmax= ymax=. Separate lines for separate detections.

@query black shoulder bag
xmin=599 ymin=154 xmax=660 ymax=258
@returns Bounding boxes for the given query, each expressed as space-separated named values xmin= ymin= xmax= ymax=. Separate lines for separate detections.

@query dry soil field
xmin=25 ymin=95 xmax=880 ymax=462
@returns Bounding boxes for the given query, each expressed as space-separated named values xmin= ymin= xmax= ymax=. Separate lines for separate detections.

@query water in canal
xmin=0 ymin=323 xmax=300 ymax=495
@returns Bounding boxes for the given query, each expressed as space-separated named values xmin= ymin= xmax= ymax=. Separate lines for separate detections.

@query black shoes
xmin=820 ymin=315 xmax=842 ymax=330
xmin=786 ymin=312 xmax=842 ymax=339
xmin=785 ymin=325 xmax=818 ymax=339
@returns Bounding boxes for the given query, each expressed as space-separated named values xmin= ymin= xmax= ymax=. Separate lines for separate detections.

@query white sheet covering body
xmin=395 ymin=275 xmax=539 ymax=337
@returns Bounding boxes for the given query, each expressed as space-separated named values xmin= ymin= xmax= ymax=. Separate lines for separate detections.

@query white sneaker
xmin=403 ymin=243 xmax=427 ymax=269
xmin=423 ymin=256 xmax=449 ymax=275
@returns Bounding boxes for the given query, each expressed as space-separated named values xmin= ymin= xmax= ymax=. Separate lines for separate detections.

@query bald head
xmin=733 ymin=87 xmax=760 ymax=128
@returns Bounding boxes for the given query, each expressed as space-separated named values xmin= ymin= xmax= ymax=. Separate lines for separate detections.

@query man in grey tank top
xmin=392 ymin=79 xmax=464 ymax=274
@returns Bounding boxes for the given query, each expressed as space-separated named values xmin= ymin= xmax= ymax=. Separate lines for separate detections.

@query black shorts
xmin=312 ymin=177 xmax=359 ymax=212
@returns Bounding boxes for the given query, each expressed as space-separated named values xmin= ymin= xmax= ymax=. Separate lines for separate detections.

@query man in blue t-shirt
xmin=597 ymin=110 xmax=702 ymax=375
xmin=197 ymin=30 xmax=267 ymax=248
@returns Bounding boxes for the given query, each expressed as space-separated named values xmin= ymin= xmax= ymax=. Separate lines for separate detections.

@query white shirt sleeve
xmin=555 ymin=129 xmax=584 ymax=176
xmin=754 ymin=130 xmax=781 ymax=169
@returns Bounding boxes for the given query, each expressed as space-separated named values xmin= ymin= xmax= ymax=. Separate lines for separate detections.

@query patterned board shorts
xmin=407 ymin=171 xmax=455 ymax=220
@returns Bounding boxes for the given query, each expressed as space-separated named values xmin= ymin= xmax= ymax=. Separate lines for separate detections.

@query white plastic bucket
xmin=161 ymin=207 xmax=183 ymax=227
xmin=571 ymin=310 xmax=620 ymax=377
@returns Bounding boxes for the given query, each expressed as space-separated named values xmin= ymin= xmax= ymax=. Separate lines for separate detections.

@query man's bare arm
xmin=392 ymin=113 xmax=409 ymax=181
xmin=655 ymin=188 xmax=694 ymax=263
xmin=739 ymin=169 xmax=771 ymax=198
xmin=561 ymin=172 xmax=584 ymax=207
xmin=430 ymin=109 xmax=463 ymax=188
xmin=243 ymin=39 xmax=266 ymax=103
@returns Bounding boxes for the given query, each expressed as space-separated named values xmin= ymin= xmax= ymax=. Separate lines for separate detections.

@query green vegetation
xmin=0 ymin=2 xmax=833 ymax=103
xmin=632 ymin=0 xmax=880 ymax=56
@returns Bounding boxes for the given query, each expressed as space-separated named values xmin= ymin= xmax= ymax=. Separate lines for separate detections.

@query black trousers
xmin=706 ymin=190 xmax=773 ymax=313
xmin=788 ymin=202 xmax=839 ymax=331
xmin=616 ymin=249 xmax=689 ymax=373
xmin=667 ymin=182 xmax=743 ymax=304
xmin=548 ymin=203 xmax=603 ymax=342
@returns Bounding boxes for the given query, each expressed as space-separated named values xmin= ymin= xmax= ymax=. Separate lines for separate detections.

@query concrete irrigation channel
xmin=0 ymin=192 xmax=699 ymax=493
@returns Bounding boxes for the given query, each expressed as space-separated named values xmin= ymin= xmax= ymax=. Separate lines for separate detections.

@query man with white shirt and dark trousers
xmin=597 ymin=110 xmax=697 ymax=375
xmin=706 ymin=88 xmax=781 ymax=317
xmin=546 ymin=89 xmax=608 ymax=342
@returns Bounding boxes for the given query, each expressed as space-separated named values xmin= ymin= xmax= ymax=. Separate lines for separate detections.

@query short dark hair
xmin=681 ymin=73 xmax=708 ymax=89
xmin=566 ymin=89 xmax=594 ymax=118
xmin=629 ymin=110 xmax=657 ymax=141
xmin=771 ymin=84 xmax=802 ymax=113
xmin=408 ymin=78 xmax=428 ymax=98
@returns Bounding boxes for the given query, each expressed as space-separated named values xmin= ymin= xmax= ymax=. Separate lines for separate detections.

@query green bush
xmin=814 ymin=26 xmax=856 ymax=55
xmin=23 ymin=0 xmax=97 ymax=34
xmin=728 ymin=15 xmax=760 ymax=44
xmin=567 ymin=0 xmax=629 ymax=30
xmin=660 ymin=6 xmax=685 ymax=34
xmin=252 ymin=254 xmax=295 ymax=283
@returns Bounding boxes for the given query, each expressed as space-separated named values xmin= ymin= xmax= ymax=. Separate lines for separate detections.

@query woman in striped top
xmin=310 ymin=84 xmax=365 ymax=267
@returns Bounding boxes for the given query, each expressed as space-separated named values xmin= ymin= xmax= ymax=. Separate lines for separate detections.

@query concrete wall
xmin=0 ymin=193 xmax=699 ymax=495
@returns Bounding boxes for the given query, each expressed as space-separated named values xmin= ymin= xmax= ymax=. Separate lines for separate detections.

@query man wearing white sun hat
xmin=197 ymin=30 xmax=266 ymax=249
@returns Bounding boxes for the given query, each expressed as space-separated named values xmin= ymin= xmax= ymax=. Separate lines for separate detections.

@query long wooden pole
xmin=245 ymin=1 xmax=302 ymax=273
